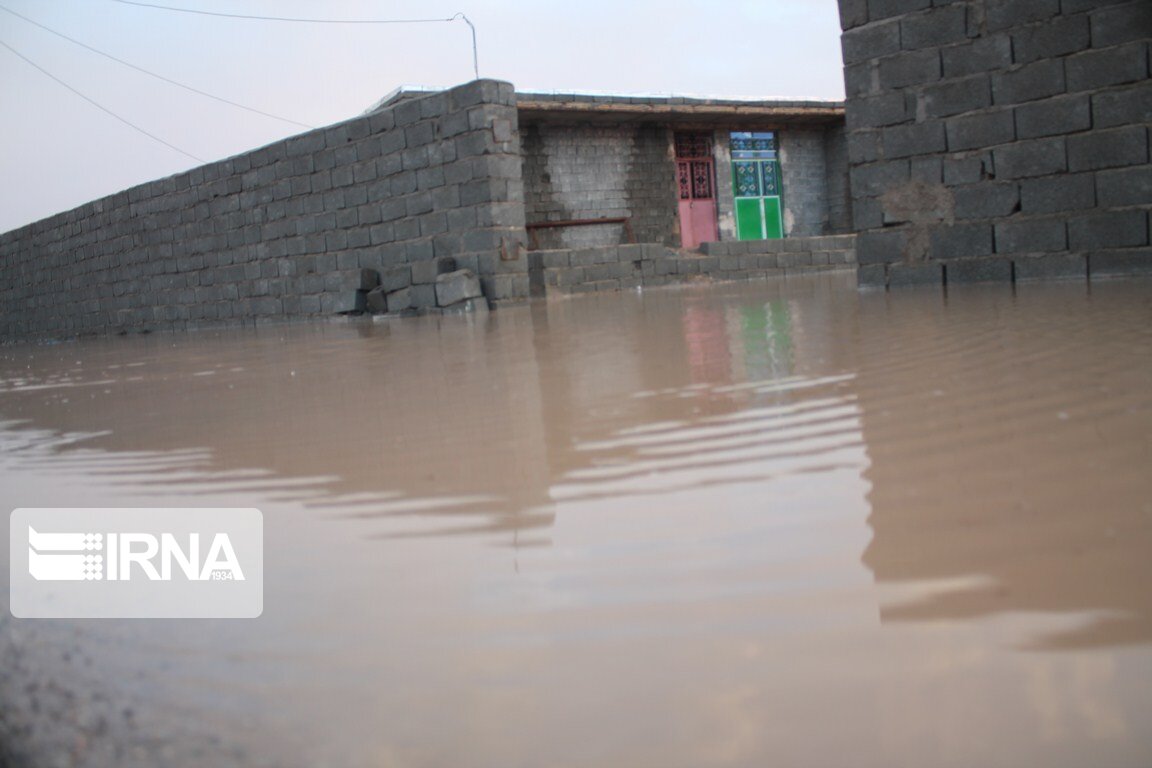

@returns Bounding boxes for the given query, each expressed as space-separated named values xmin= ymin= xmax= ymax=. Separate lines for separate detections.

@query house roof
xmin=515 ymin=91 xmax=845 ymax=127
xmin=367 ymin=86 xmax=845 ymax=127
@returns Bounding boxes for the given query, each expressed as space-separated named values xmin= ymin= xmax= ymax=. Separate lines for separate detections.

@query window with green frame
xmin=731 ymin=132 xmax=784 ymax=240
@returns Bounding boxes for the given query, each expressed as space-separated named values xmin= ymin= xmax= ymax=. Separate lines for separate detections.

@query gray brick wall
xmin=532 ymin=235 xmax=856 ymax=295
xmin=520 ymin=121 xmax=679 ymax=248
xmin=825 ymin=124 xmax=854 ymax=233
xmin=0 ymin=79 xmax=528 ymax=340
xmin=838 ymin=0 xmax=1151 ymax=287
xmin=780 ymin=129 xmax=832 ymax=236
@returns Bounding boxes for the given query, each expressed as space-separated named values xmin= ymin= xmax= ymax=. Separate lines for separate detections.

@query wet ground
xmin=1 ymin=272 xmax=1150 ymax=768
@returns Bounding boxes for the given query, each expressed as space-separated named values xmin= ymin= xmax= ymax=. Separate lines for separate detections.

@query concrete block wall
xmin=838 ymin=0 xmax=1151 ymax=287
xmin=780 ymin=130 xmax=833 ymax=236
xmin=533 ymin=235 xmax=856 ymax=295
xmin=520 ymin=121 xmax=678 ymax=249
xmin=0 ymin=79 xmax=528 ymax=340
xmin=824 ymin=124 xmax=854 ymax=233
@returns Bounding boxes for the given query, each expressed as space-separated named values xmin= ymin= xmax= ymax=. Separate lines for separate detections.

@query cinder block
xmin=1011 ymin=14 xmax=1090 ymax=65
xmin=779 ymin=252 xmax=812 ymax=268
xmin=993 ymin=137 xmax=1067 ymax=179
xmin=985 ymin=0 xmax=1060 ymax=33
xmin=888 ymin=261 xmax=943 ymax=286
xmin=1068 ymin=210 xmax=1148 ymax=250
xmin=945 ymin=257 xmax=1012 ymax=283
xmin=386 ymin=286 xmax=412 ymax=311
xmin=409 ymin=283 xmax=437 ymax=308
xmin=326 ymin=268 xmax=379 ymax=292
xmin=1014 ymin=253 xmax=1086 ymax=281
xmin=923 ymin=75 xmax=992 ymax=119
xmin=868 ymin=0 xmax=930 ymax=24
xmin=435 ymin=269 xmax=483 ymax=306
xmin=857 ymin=229 xmax=907 ymax=264
xmin=930 ymin=222 xmax=995 ymax=258
xmin=1090 ymin=249 xmax=1152 ymax=277
xmin=942 ymin=35 xmax=1013 ymax=78
xmin=380 ymin=262 xmax=412 ymax=290
xmin=1093 ymin=81 xmax=1152 ymax=128
xmin=584 ymin=264 xmax=617 ymax=282
xmin=1020 ymin=173 xmax=1096 ymax=214
xmin=842 ymin=18 xmax=902 ymax=64
xmin=851 ymin=159 xmax=911 ymax=196
xmin=946 ymin=110 xmax=1016 ymax=151
xmin=943 ymin=153 xmax=994 ymax=185
xmin=1089 ymin=3 xmax=1152 ymax=49
xmin=365 ymin=286 xmax=388 ymax=313
xmin=1066 ymin=43 xmax=1148 ymax=92
xmin=992 ymin=59 xmax=1066 ymax=105
xmin=840 ymin=0 xmax=868 ymax=30
xmin=846 ymin=93 xmax=910 ymax=130
xmin=1015 ymin=95 xmax=1091 ymax=139
xmin=952 ymin=183 xmax=1020 ymax=220
xmin=540 ymin=250 xmax=570 ymax=268
xmin=900 ymin=5 xmax=968 ymax=51
xmin=878 ymin=48 xmax=942 ymax=89
xmin=411 ymin=256 xmax=458 ymax=284
xmin=1096 ymin=166 xmax=1152 ymax=207
xmin=322 ymin=290 xmax=366 ymax=314
xmin=1067 ymin=125 xmax=1148 ymax=171
xmin=994 ymin=217 xmax=1067 ymax=253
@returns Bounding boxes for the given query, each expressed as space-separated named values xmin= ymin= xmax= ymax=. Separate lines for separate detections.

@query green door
xmin=731 ymin=132 xmax=784 ymax=240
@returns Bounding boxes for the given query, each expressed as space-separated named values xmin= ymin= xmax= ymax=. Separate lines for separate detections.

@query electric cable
xmin=107 ymin=0 xmax=480 ymax=78
xmin=0 ymin=38 xmax=205 ymax=162
xmin=0 ymin=3 xmax=314 ymax=129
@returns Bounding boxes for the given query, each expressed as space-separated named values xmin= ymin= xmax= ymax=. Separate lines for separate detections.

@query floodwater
xmin=0 ymin=272 xmax=1150 ymax=768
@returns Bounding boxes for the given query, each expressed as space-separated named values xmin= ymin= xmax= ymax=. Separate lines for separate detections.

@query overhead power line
xmin=0 ymin=38 xmax=205 ymax=163
xmin=108 ymin=0 xmax=481 ymax=79
xmin=110 ymin=0 xmax=457 ymax=24
xmin=0 ymin=4 xmax=314 ymax=129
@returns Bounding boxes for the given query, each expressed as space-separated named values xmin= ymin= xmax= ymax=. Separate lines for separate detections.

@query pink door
xmin=675 ymin=133 xmax=718 ymax=250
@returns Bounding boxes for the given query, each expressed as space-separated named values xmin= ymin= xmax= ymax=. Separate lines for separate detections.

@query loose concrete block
xmin=412 ymin=256 xmax=458 ymax=284
xmin=410 ymin=283 xmax=437 ymax=308
xmin=433 ymin=268 xmax=483 ymax=307
xmin=386 ymin=287 xmax=412 ymax=312
xmin=365 ymin=286 xmax=388 ymax=313
xmin=322 ymin=290 xmax=366 ymax=314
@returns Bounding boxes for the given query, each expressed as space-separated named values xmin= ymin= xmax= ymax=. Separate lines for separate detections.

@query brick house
xmin=374 ymin=88 xmax=851 ymax=252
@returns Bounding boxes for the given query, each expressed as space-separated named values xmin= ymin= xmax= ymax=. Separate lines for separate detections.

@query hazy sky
xmin=0 ymin=0 xmax=845 ymax=233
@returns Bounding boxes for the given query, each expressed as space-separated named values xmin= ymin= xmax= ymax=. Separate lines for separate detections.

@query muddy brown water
xmin=1 ymin=273 xmax=1150 ymax=767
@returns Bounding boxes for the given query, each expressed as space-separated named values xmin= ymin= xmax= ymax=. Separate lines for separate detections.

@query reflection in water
xmin=850 ymin=283 xmax=1152 ymax=651
xmin=0 ymin=274 xmax=1150 ymax=767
